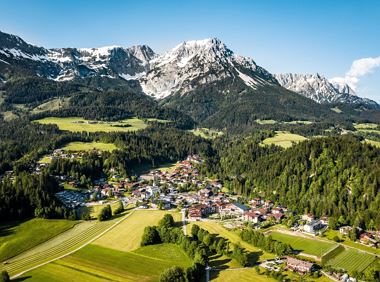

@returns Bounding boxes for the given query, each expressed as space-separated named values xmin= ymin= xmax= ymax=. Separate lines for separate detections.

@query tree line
xmin=202 ymin=134 xmax=380 ymax=230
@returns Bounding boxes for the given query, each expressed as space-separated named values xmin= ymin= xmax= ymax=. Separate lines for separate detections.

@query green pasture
xmin=262 ymin=131 xmax=307 ymax=148
xmin=269 ymin=231 xmax=336 ymax=257
xmin=0 ymin=219 xmax=76 ymax=262
xmin=34 ymin=117 xmax=148 ymax=133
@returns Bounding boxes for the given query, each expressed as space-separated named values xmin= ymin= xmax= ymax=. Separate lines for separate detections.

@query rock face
xmin=274 ymin=73 xmax=377 ymax=106
xmin=139 ymin=38 xmax=278 ymax=99
xmin=0 ymin=30 xmax=155 ymax=81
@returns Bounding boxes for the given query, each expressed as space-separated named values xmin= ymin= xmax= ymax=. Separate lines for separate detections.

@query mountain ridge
xmin=0 ymin=30 xmax=378 ymax=111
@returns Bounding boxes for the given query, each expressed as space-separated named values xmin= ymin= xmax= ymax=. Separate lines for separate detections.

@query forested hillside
xmin=0 ymin=124 xmax=212 ymax=221
xmin=203 ymin=134 xmax=380 ymax=230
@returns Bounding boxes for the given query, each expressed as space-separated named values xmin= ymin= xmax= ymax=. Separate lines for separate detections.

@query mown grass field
xmin=324 ymin=230 xmax=380 ymax=255
xmin=211 ymin=267 xmax=276 ymax=282
xmin=188 ymin=128 xmax=224 ymax=139
xmin=38 ymin=141 xmax=117 ymax=163
xmin=0 ymin=218 xmax=121 ymax=276
xmin=0 ymin=219 xmax=76 ymax=262
xmin=19 ymin=243 xmax=192 ymax=282
xmin=87 ymin=200 xmax=124 ymax=218
xmin=60 ymin=141 xmax=117 ymax=152
xmin=186 ymin=221 xmax=275 ymax=261
xmin=269 ymin=231 xmax=336 ymax=257
xmin=262 ymin=131 xmax=307 ymax=148
xmin=93 ymin=210 xmax=182 ymax=251
xmin=325 ymin=248 xmax=376 ymax=273
xmin=211 ymin=267 xmax=333 ymax=282
xmin=34 ymin=117 xmax=148 ymax=132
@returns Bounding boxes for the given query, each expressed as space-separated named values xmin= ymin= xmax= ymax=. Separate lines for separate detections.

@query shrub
xmin=141 ymin=226 xmax=161 ymax=246
xmin=159 ymin=266 xmax=186 ymax=282
xmin=1 ymin=271 xmax=10 ymax=282
xmin=98 ymin=204 xmax=112 ymax=221
xmin=113 ymin=200 xmax=124 ymax=215
xmin=159 ymin=214 xmax=175 ymax=229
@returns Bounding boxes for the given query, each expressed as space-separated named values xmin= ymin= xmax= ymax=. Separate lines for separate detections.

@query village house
xmin=270 ymin=212 xmax=285 ymax=222
xmin=243 ymin=211 xmax=263 ymax=223
xmin=221 ymin=202 xmax=250 ymax=215
xmin=303 ymin=220 xmax=324 ymax=234
xmin=320 ymin=216 xmax=329 ymax=225
xmin=264 ymin=200 xmax=274 ymax=208
xmin=302 ymin=213 xmax=315 ymax=223
xmin=339 ymin=226 xmax=353 ymax=235
xmin=359 ymin=233 xmax=378 ymax=247
xmin=198 ymin=188 xmax=212 ymax=198
xmin=286 ymin=256 xmax=314 ymax=274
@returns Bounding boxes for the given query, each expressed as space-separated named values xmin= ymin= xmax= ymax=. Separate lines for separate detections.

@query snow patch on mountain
xmin=0 ymin=47 xmax=48 ymax=61
xmin=236 ymin=68 xmax=257 ymax=89
xmin=139 ymin=38 xmax=277 ymax=99
xmin=275 ymin=73 xmax=377 ymax=106
xmin=119 ymin=72 xmax=146 ymax=81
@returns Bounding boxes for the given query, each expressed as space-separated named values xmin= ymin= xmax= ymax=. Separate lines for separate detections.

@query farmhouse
xmin=303 ymin=220 xmax=324 ymax=234
xmin=359 ymin=233 xmax=378 ymax=247
xmin=223 ymin=203 xmax=250 ymax=214
xmin=286 ymin=256 xmax=314 ymax=274
xmin=243 ymin=211 xmax=262 ymax=223
xmin=339 ymin=226 xmax=353 ymax=235
xmin=302 ymin=213 xmax=315 ymax=223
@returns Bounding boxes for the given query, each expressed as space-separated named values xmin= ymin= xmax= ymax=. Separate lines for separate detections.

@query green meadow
xmin=0 ymin=219 xmax=76 ymax=262
xmin=18 ymin=244 xmax=192 ymax=282
xmin=325 ymin=248 xmax=376 ymax=273
xmin=34 ymin=117 xmax=149 ymax=133
xmin=189 ymin=127 xmax=224 ymax=139
xmin=60 ymin=141 xmax=117 ymax=152
xmin=262 ymin=131 xmax=307 ymax=148
xmin=93 ymin=210 xmax=182 ymax=251
xmin=269 ymin=231 xmax=336 ymax=257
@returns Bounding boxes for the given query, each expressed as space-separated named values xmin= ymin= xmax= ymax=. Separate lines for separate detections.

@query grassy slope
xmin=88 ymin=201 xmax=124 ymax=219
xmin=60 ymin=141 xmax=117 ymax=152
xmin=37 ymin=141 xmax=117 ymax=164
xmin=34 ymin=117 xmax=148 ymax=133
xmin=31 ymin=97 xmax=71 ymax=114
xmin=354 ymin=123 xmax=379 ymax=129
xmin=269 ymin=231 xmax=335 ymax=257
xmin=364 ymin=139 xmax=380 ymax=148
xmin=0 ymin=219 xmax=119 ymax=276
xmin=326 ymin=248 xmax=376 ymax=273
xmin=0 ymin=219 xmax=76 ymax=262
xmin=262 ymin=131 xmax=307 ymax=148
xmin=324 ymin=230 xmax=380 ymax=255
xmin=20 ymin=244 xmax=192 ymax=282
xmin=93 ymin=210 xmax=182 ymax=252
xmin=211 ymin=268 xmax=276 ymax=282
xmin=188 ymin=128 xmax=224 ymax=139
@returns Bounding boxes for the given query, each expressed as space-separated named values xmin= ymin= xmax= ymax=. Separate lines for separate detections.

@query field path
xmin=181 ymin=209 xmax=187 ymax=236
xmin=2 ymin=212 xmax=133 ymax=279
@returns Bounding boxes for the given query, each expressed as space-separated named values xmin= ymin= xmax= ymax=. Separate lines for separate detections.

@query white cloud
xmin=330 ymin=56 xmax=380 ymax=91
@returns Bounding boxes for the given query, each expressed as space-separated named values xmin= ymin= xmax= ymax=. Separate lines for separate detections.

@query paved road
xmin=1 ymin=212 xmax=133 ymax=279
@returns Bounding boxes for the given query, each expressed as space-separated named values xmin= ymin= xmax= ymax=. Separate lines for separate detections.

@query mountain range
xmin=0 ymin=30 xmax=379 ymax=129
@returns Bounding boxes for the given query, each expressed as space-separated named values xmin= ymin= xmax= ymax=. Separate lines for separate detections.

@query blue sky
xmin=1 ymin=0 xmax=379 ymax=102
